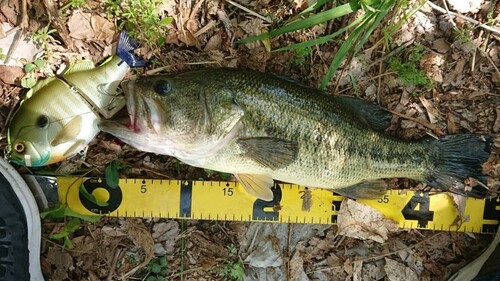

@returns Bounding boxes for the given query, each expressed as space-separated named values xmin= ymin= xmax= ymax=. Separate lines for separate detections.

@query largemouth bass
xmin=99 ymin=68 xmax=491 ymax=200
xmin=6 ymin=31 xmax=147 ymax=167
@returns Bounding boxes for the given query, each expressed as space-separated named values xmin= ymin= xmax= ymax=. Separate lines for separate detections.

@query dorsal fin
xmin=333 ymin=95 xmax=392 ymax=131
xmin=63 ymin=60 xmax=95 ymax=75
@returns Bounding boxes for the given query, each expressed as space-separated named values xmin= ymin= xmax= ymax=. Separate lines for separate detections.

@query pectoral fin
xmin=51 ymin=116 xmax=82 ymax=146
xmin=235 ymin=173 xmax=274 ymax=201
xmin=334 ymin=179 xmax=388 ymax=199
xmin=238 ymin=137 xmax=298 ymax=170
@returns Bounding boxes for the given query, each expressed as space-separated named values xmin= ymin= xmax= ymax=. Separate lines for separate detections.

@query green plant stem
xmin=274 ymin=15 xmax=364 ymax=52
xmin=237 ymin=2 xmax=360 ymax=43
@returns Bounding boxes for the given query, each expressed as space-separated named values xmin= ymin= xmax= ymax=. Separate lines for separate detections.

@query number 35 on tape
xmin=57 ymin=177 xmax=499 ymax=233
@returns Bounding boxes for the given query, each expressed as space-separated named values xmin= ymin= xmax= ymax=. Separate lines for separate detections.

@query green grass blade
xmin=274 ymin=16 xmax=364 ymax=52
xmin=237 ymin=1 xmax=360 ymax=44
xmin=319 ymin=0 xmax=397 ymax=89
xmin=291 ymin=0 xmax=332 ymax=20
xmin=354 ymin=0 xmax=396 ymax=53
xmin=319 ymin=17 xmax=370 ymax=90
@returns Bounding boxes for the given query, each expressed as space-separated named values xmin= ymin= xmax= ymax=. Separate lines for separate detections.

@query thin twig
xmin=4 ymin=29 xmax=22 ymax=64
xmin=479 ymin=45 xmax=500 ymax=77
xmin=389 ymin=109 xmax=444 ymax=136
xmin=367 ymin=39 xmax=415 ymax=69
xmin=107 ymin=248 xmax=123 ymax=281
xmin=41 ymin=0 xmax=75 ymax=51
xmin=427 ymin=1 xmax=500 ymax=36
xmin=440 ymin=0 xmax=457 ymax=28
xmin=226 ymin=0 xmax=272 ymax=23
xmin=20 ymin=0 xmax=29 ymax=29
xmin=377 ymin=43 xmax=386 ymax=105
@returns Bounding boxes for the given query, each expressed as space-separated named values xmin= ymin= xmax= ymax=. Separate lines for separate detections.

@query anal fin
xmin=334 ymin=179 xmax=388 ymax=199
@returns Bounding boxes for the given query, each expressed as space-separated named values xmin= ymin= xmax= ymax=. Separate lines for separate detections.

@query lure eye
xmin=14 ymin=142 xmax=25 ymax=153
xmin=36 ymin=115 xmax=49 ymax=128
xmin=153 ymin=80 xmax=171 ymax=96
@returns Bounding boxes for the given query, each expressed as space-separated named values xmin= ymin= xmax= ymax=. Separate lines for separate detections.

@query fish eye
xmin=14 ymin=142 xmax=25 ymax=153
xmin=36 ymin=115 xmax=49 ymax=128
xmin=153 ymin=80 xmax=171 ymax=96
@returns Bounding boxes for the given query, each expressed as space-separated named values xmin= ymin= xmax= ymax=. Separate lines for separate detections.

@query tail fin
xmin=425 ymin=134 xmax=491 ymax=198
xmin=116 ymin=31 xmax=149 ymax=68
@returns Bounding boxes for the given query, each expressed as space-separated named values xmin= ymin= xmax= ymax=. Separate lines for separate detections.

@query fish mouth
xmin=99 ymin=79 xmax=162 ymax=138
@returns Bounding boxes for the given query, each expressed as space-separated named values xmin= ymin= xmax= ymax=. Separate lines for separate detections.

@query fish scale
xmin=99 ymin=68 xmax=491 ymax=200
xmin=192 ymin=70 xmax=430 ymax=187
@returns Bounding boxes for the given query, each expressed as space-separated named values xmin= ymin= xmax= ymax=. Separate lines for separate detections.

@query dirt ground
xmin=0 ymin=0 xmax=499 ymax=280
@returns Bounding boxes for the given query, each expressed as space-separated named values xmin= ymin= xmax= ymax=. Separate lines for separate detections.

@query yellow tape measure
xmin=55 ymin=177 xmax=499 ymax=233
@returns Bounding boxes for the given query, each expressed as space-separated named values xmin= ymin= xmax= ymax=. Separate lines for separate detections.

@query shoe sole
xmin=0 ymin=159 xmax=44 ymax=281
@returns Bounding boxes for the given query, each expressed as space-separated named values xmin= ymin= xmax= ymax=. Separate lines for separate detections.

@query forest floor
xmin=0 ymin=0 xmax=499 ymax=280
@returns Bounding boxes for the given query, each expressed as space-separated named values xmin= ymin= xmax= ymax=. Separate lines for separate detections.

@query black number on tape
xmin=377 ymin=195 xmax=389 ymax=203
xmin=331 ymin=200 xmax=342 ymax=224
xmin=223 ymin=187 xmax=234 ymax=196
xmin=80 ymin=178 xmax=122 ymax=214
xmin=402 ymin=191 xmax=434 ymax=228
xmin=482 ymin=198 xmax=500 ymax=233
xmin=252 ymin=184 xmax=282 ymax=221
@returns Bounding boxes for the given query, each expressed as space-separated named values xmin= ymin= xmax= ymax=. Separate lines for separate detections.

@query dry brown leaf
xmin=118 ymin=220 xmax=155 ymax=279
xmin=68 ymin=11 xmax=93 ymax=40
xmin=450 ymin=193 xmax=469 ymax=228
xmin=102 ymin=225 xmax=128 ymax=237
xmin=90 ymin=14 xmax=115 ymax=44
xmin=419 ymin=96 xmax=442 ymax=124
xmin=46 ymin=247 xmax=73 ymax=280
xmin=337 ymin=199 xmax=400 ymax=243
xmin=179 ymin=28 xmax=200 ymax=47
xmin=353 ymin=260 xmax=363 ymax=281
xmin=384 ymin=258 xmax=419 ymax=281
xmin=71 ymin=236 xmax=96 ymax=257
xmin=421 ymin=52 xmax=445 ymax=83
xmin=185 ymin=18 xmax=199 ymax=34
xmin=239 ymin=19 xmax=267 ymax=50
xmin=447 ymin=112 xmax=460 ymax=133
xmin=204 ymin=33 xmax=222 ymax=51
xmin=289 ymin=250 xmax=308 ymax=281
xmin=343 ymin=258 xmax=354 ymax=276
xmin=127 ymin=221 xmax=155 ymax=262
xmin=432 ymin=38 xmax=451 ymax=53
xmin=0 ymin=0 xmax=19 ymax=24
xmin=493 ymin=106 xmax=500 ymax=133
xmin=0 ymin=65 xmax=23 ymax=84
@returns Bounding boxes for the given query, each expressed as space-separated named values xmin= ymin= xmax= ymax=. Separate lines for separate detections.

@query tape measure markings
xmin=56 ymin=177 xmax=499 ymax=233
